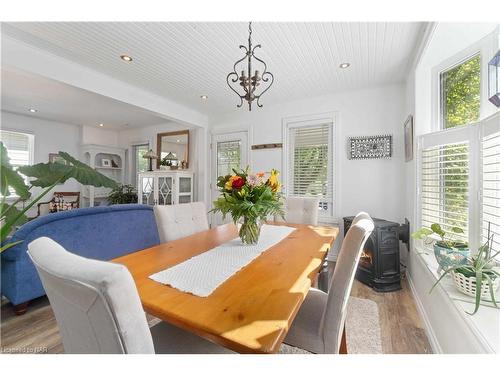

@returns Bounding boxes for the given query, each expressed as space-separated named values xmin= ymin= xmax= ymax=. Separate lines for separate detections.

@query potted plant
xmin=107 ymin=184 xmax=138 ymax=204
xmin=0 ymin=142 xmax=117 ymax=253
xmin=210 ymin=167 xmax=285 ymax=245
xmin=412 ymin=223 xmax=469 ymax=272
xmin=431 ymin=227 xmax=500 ymax=315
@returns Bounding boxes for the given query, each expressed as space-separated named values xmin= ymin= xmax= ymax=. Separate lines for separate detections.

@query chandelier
xmin=226 ymin=22 xmax=274 ymax=111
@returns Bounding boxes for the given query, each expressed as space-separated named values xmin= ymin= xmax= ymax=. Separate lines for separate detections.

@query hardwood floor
xmin=1 ymin=274 xmax=431 ymax=354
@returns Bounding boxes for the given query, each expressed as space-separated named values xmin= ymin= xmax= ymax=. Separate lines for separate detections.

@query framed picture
xmin=348 ymin=134 xmax=392 ymax=160
xmin=404 ymin=115 xmax=414 ymax=162
xmin=101 ymin=159 xmax=112 ymax=167
xmin=49 ymin=153 xmax=68 ymax=164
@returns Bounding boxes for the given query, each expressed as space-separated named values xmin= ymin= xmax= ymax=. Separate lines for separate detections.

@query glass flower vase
xmin=238 ymin=217 xmax=262 ymax=245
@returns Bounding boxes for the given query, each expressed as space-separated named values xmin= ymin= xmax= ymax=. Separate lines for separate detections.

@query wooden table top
xmin=112 ymin=222 xmax=338 ymax=354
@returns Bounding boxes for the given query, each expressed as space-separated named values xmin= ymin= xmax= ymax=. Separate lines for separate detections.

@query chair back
xmin=27 ymin=237 xmax=155 ymax=354
xmin=321 ymin=213 xmax=374 ymax=353
xmin=282 ymin=197 xmax=319 ymax=225
xmin=154 ymin=202 xmax=209 ymax=243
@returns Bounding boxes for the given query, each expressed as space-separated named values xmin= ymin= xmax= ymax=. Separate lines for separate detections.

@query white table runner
xmin=149 ymin=224 xmax=296 ymax=297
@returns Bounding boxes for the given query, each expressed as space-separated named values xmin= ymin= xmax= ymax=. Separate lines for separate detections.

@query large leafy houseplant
xmin=431 ymin=227 xmax=500 ymax=315
xmin=211 ymin=167 xmax=285 ymax=245
xmin=107 ymin=184 xmax=138 ymax=205
xmin=0 ymin=142 xmax=117 ymax=253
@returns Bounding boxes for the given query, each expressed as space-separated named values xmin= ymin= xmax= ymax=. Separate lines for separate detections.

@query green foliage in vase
xmin=0 ymin=142 xmax=117 ymax=253
xmin=210 ymin=167 xmax=285 ymax=225
xmin=107 ymin=184 xmax=138 ymax=205
xmin=411 ymin=223 xmax=467 ymax=249
xmin=431 ymin=225 xmax=500 ymax=315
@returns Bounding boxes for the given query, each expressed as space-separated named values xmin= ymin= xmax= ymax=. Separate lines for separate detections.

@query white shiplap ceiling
xmin=2 ymin=22 xmax=425 ymax=117
xmin=1 ymin=67 xmax=169 ymax=129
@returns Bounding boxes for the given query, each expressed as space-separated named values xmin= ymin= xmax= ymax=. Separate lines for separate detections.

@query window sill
xmin=415 ymin=245 xmax=500 ymax=353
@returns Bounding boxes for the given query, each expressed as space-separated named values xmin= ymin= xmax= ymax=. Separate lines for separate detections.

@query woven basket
xmin=451 ymin=271 xmax=500 ymax=299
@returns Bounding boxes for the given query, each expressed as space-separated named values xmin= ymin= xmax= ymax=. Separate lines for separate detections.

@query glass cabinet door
xmin=178 ymin=176 xmax=192 ymax=204
xmin=158 ymin=176 xmax=173 ymax=205
xmin=139 ymin=176 xmax=155 ymax=205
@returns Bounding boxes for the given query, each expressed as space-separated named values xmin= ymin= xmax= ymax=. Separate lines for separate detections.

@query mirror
xmin=156 ymin=130 xmax=190 ymax=169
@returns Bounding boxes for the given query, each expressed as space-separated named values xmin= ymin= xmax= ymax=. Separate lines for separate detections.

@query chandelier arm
xmin=255 ymin=71 xmax=274 ymax=108
xmin=230 ymin=52 xmax=248 ymax=82
xmin=226 ymin=72 xmax=245 ymax=108
xmin=251 ymin=48 xmax=269 ymax=78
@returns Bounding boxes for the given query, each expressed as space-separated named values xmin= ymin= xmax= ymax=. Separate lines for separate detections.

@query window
xmin=216 ymin=140 xmax=241 ymax=177
xmin=440 ymin=54 xmax=481 ymax=129
xmin=132 ymin=144 xmax=149 ymax=187
xmin=421 ymin=142 xmax=469 ymax=243
xmin=285 ymin=117 xmax=334 ymax=219
xmin=0 ymin=130 xmax=34 ymax=196
xmin=481 ymin=119 xmax=500 ymax=253
xmin=418 ymin=112 xmax=500 ymax=255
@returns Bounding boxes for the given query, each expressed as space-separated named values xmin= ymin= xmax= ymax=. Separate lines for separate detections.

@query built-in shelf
xmin=95 ymin=167 xmax=122 ymax=170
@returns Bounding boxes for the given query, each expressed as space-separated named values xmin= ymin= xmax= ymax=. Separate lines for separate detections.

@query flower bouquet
xmin=210 ymin=167 xmax=285 ymax=245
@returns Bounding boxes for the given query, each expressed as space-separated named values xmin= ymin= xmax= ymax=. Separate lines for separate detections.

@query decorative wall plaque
xmin=348 ymin=134 xmax=392 ymax=160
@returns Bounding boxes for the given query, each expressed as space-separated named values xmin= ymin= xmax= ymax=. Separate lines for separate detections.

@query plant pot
xmin=238 ymin=217 xmax=262 ymax=245
xmin=452 ymin=270 xmax=500 ymax=299
xmin=433 ymin=242 xmax=469 ymax=272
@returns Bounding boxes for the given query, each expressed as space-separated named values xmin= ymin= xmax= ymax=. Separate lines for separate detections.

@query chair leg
xmin=339 ymin=325 xmax=348 ymax=354
xmin=13 ymin=301 xmax=29 ymax=315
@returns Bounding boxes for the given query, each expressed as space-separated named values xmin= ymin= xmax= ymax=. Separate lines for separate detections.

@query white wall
xmin=81 ymin=125 xmax=119 ymax=147
xmin=211 ymin=83 xmax=407 ymax=224
xmin=1 ymin=111 xmax=82 ymax=216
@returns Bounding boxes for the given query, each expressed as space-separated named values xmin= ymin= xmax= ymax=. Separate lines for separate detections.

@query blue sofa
xmin=1 ymin=204 xmax=160 ymax=314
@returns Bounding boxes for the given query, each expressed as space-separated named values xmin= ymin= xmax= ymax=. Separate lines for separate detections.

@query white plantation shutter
xmin=288 ymin=122 xmax=333 ymax=215
xmin=481 ymin=119 xmax=500 ymax=254
xmin=0 ymin=130 xmax=33 ymax=167
xmin=420 ymin=141 xmax=469 ymax=243
xmin=217 ymin=140 xmax=241 ymax=177
xmin=0 ymin=130 xmax=34 ymax=196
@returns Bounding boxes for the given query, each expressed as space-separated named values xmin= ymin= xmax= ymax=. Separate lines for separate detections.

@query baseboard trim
xmin=406 ymin=271 xmax=442 ymax=354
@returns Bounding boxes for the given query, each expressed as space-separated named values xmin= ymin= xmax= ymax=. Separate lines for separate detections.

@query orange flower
xmin=256 ymin=172 xmax=265 ymax=178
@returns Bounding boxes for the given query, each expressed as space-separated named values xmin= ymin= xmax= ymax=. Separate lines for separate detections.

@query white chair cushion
xmin=154 ymin=202 xmax=209 ymax=243
xmin=282 ymin=197 xmax=319 ymax=225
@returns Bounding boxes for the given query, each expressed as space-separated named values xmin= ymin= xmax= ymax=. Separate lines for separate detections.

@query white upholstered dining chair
xmin=279 ymin=196 xmax=320 ymax=225
xmin=154 ymin=202 xmax=209 ymax=243
xmin=27 ymin=237 xmax=232 ymax=354
xmin=283 ymin=213 xmax=375 ymax=354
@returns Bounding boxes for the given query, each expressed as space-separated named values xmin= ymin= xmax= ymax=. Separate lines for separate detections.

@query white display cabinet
xmin=137 ymin=170 xmax=194 ymax=206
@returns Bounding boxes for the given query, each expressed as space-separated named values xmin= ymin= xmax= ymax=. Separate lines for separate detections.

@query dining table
xmin=112 ymin=221 xmax=339 ymax=354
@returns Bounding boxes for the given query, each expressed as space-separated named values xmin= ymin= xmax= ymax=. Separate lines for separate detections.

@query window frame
xmin=431 ymin=32 xmax=498 ymax=132
xmin=282 ymin=112 xmax=339 ymax=223
xmin=0 ymin=129 xmax=35 ymax=200
xmin=417 ymin=113 xmax=500 ymax=254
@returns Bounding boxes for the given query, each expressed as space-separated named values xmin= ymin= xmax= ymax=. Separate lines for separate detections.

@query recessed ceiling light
xmin=176 ymin=139 xmax=180 ymax=143
xmin=339 ymin=63 xmax=351 ymax=69
xmin=28 ymin=108 xmax=38 ymax=113
xmin=120 ymin=55 xmax=133 ymax=62
xmin=99 ymin=123 xmax=104 ymax=127
xmin=200 ymin=95 xmax=208 ymax=100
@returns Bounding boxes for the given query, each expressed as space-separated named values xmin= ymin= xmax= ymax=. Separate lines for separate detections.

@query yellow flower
xmin=268 ymin=169 xmax=281 ymax=192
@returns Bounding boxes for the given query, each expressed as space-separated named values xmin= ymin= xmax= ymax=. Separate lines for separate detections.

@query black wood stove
xmin=343 ymin=216 xmax=408 ymax=292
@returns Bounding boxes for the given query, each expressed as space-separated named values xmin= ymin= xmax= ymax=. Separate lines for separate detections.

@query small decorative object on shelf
xmin=210 ymin=167 xmax=284 ymax=245
xmin=412 ymin=223 xmax=469 ymax=273
xmin=111 ymin=159 xmax=119 ymax=168
xmin=348 ymin=134 xmax=392 ymax=159
xmin=160 ymin=152 xmax=179 ymax=170
xmin=431 ymin=224 xmax=500 ymax=315
xmin=488 ymin=49 xmax=500 ymax=107
xmin=142 ymin=149 xmax=158 ymax=172
xmin=101 ymin=159 xmax=111 ymax=167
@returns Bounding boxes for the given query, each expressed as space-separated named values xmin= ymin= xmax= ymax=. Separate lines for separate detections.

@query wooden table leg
xmin=339 ymin=325 xmax=348 ymax=354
